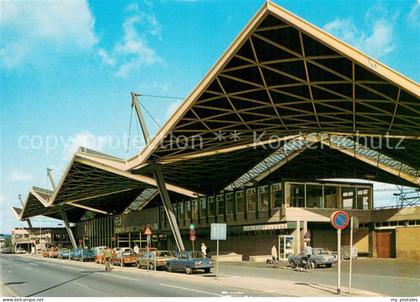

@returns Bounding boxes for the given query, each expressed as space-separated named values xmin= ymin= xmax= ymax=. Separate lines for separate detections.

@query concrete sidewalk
xmin=15 ymin=254 xmax=380 ymax=297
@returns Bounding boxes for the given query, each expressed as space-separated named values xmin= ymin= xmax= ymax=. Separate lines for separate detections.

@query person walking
xmin=133 ymin=244 xmax=139 ymax=255
xmin=271 ymin=244 xmax=278 ymax=262
xmin=201 ymin=243 xmax=207 ymax=257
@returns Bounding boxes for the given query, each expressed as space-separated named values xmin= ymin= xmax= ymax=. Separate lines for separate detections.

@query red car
xmin=112 ymin=248 xmax=138 ymax=267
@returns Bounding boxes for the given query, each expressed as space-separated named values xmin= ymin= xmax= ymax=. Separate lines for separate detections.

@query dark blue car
xmin=167 ymin=251 xmax=214 ymax=274
xmin=58 ymin=248 xmax=70 ymax=259
xmin=70 ymin=248 xmax=95 ymax=261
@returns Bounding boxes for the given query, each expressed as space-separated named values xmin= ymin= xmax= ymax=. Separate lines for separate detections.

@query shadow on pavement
xmin=294 ymin=282 xmax=337 ymax=295
xmin=26 ymin=272 xmax=93 ymax=297
xmin=5 ymin=282 xmax=26 ymax=286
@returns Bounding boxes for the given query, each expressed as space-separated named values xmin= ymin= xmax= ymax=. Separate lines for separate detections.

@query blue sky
xmin=1 ymin=0 xmax=419 ymax=234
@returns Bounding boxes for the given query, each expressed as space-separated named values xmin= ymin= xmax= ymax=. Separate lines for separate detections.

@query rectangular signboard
xmin=211 ymin=223 xmax=227 ymax=240
xmin=243 ymin=223 xmax=288 ymax=231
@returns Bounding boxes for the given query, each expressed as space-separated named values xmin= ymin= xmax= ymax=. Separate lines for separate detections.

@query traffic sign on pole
xmin=330 ymin=210 xmax=350 ymax=230
xmin=330 ymin=211 xmax=349 ymax=295
xmin=144 ymin=226 xmax=153 ymax=236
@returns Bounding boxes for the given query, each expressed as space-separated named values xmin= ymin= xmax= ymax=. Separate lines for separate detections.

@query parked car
xmin=92 ymin=246 xmax=108 ymax=264
xmin=49 ymin=247 xmax=60 ymax=258
xmin=341 ymin=245 xmax=358 ymax=260
xmin=15 ymin=248 xmax=27 ymax=254
xmin=167 ymin=251 xmax=214 ymax=274
xmin=42 ymin=249 xmax=50 ymax=257
xmin=58 ymin=248 xmax=70 ymax=259
xmin=79 ymin=249 xmax=96 ymax=261
xmin=288 ymin=248 xmax=336 ymax=268
xmin=1 ymin=247 xmax=13 ymax=254
xmin=70 ymin=248 xmax=81 ymax=260
xmin=135 ymin=247 xmax=157 ymax=257
xmin=137 ymin=250 xmax=175 ymax=270
xmin=112 ymin=248 xmax=137 ymax=267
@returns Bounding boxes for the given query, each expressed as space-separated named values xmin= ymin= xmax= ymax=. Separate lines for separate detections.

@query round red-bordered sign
xmin=330 ymin=211 xmax=350 ymax=230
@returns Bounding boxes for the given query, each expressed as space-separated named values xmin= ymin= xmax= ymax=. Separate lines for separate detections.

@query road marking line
xmin=74 ymin=281 xmax=89 ymax=289
xmin=29 ymin=263 xmax=39 ymax=266
xmin=159 ymin=282 xmax=223 ymax=296
xmin=99 ymin=273 xmax=138 ymax=281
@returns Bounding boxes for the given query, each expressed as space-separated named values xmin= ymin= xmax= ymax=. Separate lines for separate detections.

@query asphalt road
xmin=219 ymin=259 xmax=420 ymax=297
xmin=1 ymin=255 xmax=418 ymax=297
xmin=0 ymin=255 xmax=268 ymax=297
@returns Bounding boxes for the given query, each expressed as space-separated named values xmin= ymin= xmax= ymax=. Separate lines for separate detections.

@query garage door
xmin=376 ymin=230 xmax=396 ymax=258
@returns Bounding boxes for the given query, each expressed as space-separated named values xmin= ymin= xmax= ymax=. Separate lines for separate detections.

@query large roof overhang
xmin=126 ymin=1 xmax=418 ymax=190
xmin=14 ymin=148 xmax=201 ymax=222
xmin=16 ymin=186 xmax=86 ymax=222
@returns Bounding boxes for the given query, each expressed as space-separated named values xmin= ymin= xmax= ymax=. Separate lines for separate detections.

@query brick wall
xmin=396 ymin=227 xmax=420 ymax=260
xmin=199 ymin=235 xmax=278 ymax=260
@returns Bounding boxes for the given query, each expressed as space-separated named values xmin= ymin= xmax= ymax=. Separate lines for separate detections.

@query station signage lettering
xmin=114 ymin=223 xmax=158 ymax=234
xmin=243 ymin=223 xmax=288 ymax=231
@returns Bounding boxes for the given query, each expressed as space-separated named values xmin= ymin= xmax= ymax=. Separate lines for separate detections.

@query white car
xmin=15 ymin=248 xmax=27 ymax=254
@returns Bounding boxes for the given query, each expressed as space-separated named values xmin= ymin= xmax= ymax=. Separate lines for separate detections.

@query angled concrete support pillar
xmin=25 ymin=219 xmax=33 ymax=232
xmin=59 ymin=208 xmax=77 ymax=249
xmin=151 ymin=162 xmax=185 ymax=252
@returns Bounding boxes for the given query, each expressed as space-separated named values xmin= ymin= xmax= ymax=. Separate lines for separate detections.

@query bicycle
xmin=266 ymin=258 xmax=280 ymax=269
xmin=296 ymin=257 xmax=315 ymax=272
xmin=104 ymin=257 xmax=112 ymax=272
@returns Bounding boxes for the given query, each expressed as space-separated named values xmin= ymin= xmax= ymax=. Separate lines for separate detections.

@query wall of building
xmin=311 ymin=227 xmax=369 ymax=254
xmin=395 ymin=227 xmax=420 ymax=260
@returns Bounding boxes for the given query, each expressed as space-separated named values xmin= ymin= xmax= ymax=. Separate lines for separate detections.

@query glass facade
xmin=324 ymin=186 xmax=338 ymax=208
xmin=285 ymin=182 xmax=372 ymax=210
xmin=216 ymin=194 xmax=225 ymax=215
xmin=226 ymin=192 xmax=234 ymax=214
xmin=246 ymin=188 xmax=256 ymax=213
xmin=185 ymin=200 xmax=191 ymax=219
xmin=306 ymin=185 xmax=323 ymax=208
xmin=191 ymin=199 xmax=198 ymax=220
xmin=178 ymin=202 xmax=184 ymax=221
xmin=236 ymin=191 xmax=244 ymax=213
xmin=258 ymin=186 xmax=269 ymax=211
xmin=357 ymin=188 xmax=370 ymax=210
xmin=208 ymin=196 xmax=216 ymax=216
xmin=166 ymin=181 xmax=372 ymax=227
xmin=199 ymin=197 xmax=207 ymax=218
xmin=289 ymin=184 xmax=305 ymax=207
xmin=271 ymin=183 xmax=282 ymax=208
xmin=342 ymin=187 xmax=355 ymax=210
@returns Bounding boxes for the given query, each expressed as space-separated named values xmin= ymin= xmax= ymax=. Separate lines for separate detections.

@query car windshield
xmin=190 ymin=252 xmax=203 ymax=259
xmin=157 ymin=251 xmax=172 ymax=257
xmin=314 ymin=248 xmax=330 ymax=255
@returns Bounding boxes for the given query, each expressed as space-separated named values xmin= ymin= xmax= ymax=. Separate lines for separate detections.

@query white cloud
xmin=98 ymin=3 xmax=162 ymax=78
xmin=165 ymin=100 xmax=182 ymax=120
xmin=63 ymin=131 xmax=109 ymax=159
xmin=98 ymin=48 xmax=116 ymax=66
xmin=9 ymin=169 xmax=33 ymax=182
xmin=323 ymin=4 xmax=397 ymax=58
xmin=407 ymin=0 xmax=420 ymax=27
xmin=0 ymin=0 xmax=98 ymax=69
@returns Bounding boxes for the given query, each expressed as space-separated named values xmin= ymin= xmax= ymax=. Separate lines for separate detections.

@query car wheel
xmin=290 ymin=261 xmax=297 ymax=268
xmin=185 ymin=267 xmax=193 ymax=275
xmin=204 ymin=268 xmax=210 ymax=273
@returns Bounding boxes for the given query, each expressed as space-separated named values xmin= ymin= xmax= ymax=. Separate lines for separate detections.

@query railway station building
xmin=12 ymin=2 xmax=420 ymax=261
